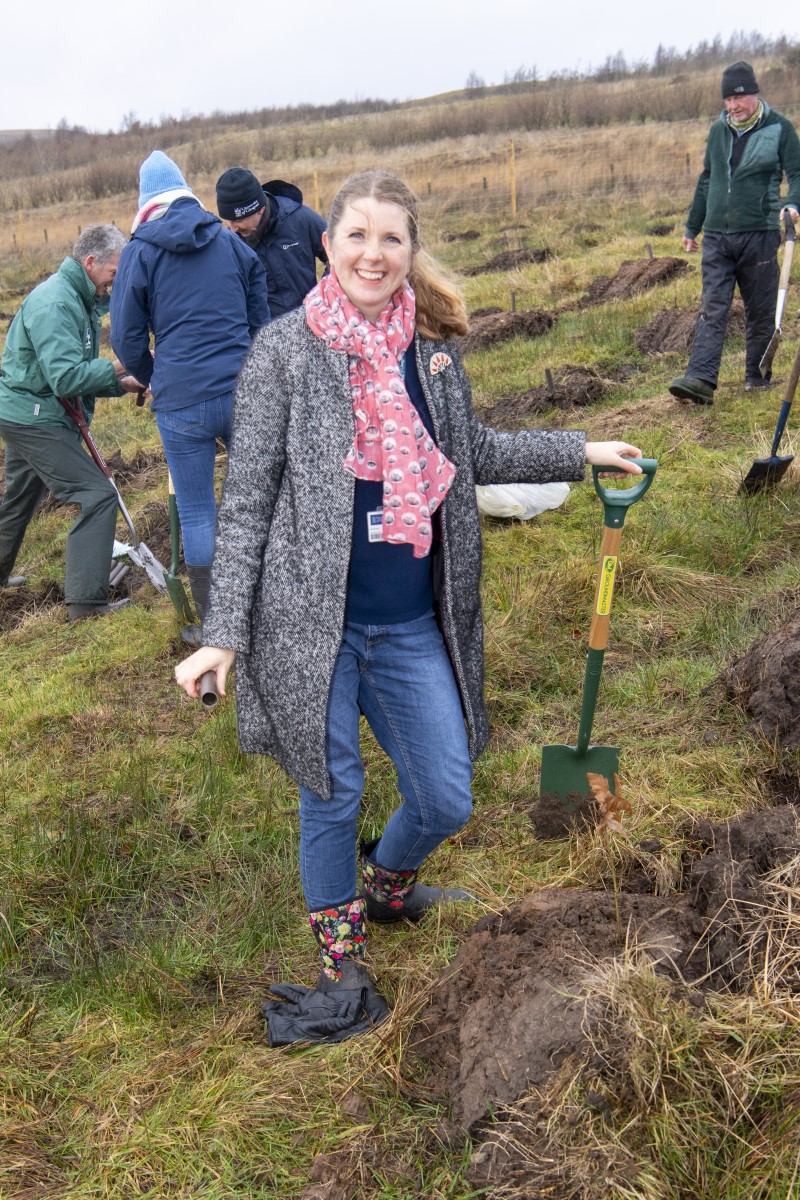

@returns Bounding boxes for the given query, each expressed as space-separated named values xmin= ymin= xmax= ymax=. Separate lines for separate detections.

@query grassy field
xmin=2 ymin=125 xmax=800 ymax=1198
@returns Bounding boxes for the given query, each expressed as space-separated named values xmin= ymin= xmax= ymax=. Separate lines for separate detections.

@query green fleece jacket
xmin=685 ymin=102 xmax=800 ymax=238
xmin=0 ymin=256 xmax=125 ymax=429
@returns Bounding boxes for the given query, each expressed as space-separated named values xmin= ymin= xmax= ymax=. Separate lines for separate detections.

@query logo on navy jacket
xmin=280 ymin=242 xmax=300 ymax=251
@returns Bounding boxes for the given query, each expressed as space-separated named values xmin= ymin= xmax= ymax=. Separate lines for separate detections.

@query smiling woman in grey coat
xmin=176 ymin=170 xmax=643 ymax=1044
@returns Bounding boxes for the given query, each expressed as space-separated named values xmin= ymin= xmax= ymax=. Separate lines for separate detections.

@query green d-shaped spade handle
xmin=592 ymin=458 xmax=658 ymax=529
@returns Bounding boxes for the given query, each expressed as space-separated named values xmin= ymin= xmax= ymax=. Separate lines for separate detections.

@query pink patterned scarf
xmin=304 ymin=271 xmax=456 ymax=558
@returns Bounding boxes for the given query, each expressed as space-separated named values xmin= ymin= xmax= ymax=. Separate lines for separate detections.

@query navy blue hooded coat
xmin=110 ymin=198 xmax=270 ymax=412
xmin=247 ymin=181 xmax=327 ymax=318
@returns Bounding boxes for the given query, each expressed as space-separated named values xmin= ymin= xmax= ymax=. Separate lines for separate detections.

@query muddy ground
xmin=406 ymin=803 xmax=800 ymax=1196
xmin=720 ymin=605 xmax=800 ymax=749
xmin=636 ymin=298 xmax=746 ymax=356
xmin=480 ymin=366 xmax=611 ymax=428
xmin=579 ymin=255 xmax=689 ymax=308
xmin=462 ymin=247 xmax=553 ymax=276
xmin=457 ymin=257 xmax=696 ymax=365
xmin=440 ymin=229 xmax=481 ymax=243
xmin=459 ymin=308 xmax=554 ymax=355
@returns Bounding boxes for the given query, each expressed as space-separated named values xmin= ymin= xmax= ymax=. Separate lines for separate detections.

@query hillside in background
xmin=0 ymin=33 xmax=797 ymax=218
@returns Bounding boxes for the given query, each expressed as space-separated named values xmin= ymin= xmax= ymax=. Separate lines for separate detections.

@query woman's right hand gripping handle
xmin=175 ymin=647 xmax=236 ymax=701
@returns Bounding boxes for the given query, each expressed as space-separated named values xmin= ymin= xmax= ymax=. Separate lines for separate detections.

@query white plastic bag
xmin=475 ymin=481 xmax=570 ymax=519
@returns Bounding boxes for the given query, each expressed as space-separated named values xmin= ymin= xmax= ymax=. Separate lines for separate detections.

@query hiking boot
xmin=668 ymin=375 xmax=715 ymax=405
xmin=1 ymin=576 xmax=27 ymax=588
xmin=745 ymin=378 xmax=773 ymax=391
xmin=67 ymin=598 xmax=131 ymax=621
xmin=360 ymin=837 xmax=474 ymax=924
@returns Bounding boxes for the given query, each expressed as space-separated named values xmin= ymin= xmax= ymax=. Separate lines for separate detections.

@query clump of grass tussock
xmin=474 ymin=908 xmax=800 ymax=1200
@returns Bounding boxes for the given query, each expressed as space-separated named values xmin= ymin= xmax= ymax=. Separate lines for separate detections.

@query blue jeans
xmin=155 ymin=395 xmax=232 ymax=566
xmin=298 ymin=612 xmax=474 ymax=911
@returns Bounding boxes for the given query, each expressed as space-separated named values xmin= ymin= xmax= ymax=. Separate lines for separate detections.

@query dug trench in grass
xmin=175 ymin=169 xmax=646 ymax=1047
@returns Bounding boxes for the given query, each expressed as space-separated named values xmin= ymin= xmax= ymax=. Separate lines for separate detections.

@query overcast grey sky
xmin=3 ymin=1 xmax=796 ymax=133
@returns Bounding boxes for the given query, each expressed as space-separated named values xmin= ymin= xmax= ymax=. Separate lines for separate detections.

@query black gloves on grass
xmin=263 ymin=975 xmax=389 ymax=1046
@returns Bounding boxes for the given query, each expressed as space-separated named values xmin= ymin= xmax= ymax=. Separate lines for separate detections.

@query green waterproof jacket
xmin=0 ymin=256 xmax=125 ymax=429
xmin=685 ymin=102 xmax=800 ymax=238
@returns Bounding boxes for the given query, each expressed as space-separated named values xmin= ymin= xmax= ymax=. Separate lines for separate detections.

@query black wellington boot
xmin=360 ymin=837 xmax=474 ymax=924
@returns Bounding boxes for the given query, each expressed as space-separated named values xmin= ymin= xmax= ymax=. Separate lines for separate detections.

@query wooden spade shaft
xmin=577 ymin=524 xmax=623 ymax=754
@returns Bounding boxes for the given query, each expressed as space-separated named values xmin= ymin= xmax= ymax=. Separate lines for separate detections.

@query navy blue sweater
xmin=345 ymin=349 xmax=436 ymax=624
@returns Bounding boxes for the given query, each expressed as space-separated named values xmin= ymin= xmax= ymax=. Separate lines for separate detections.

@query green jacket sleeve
xmin=685 ymin=141 xmax=712 ymax=238
xmin=25 ymin=297 xmax=124 ymax=400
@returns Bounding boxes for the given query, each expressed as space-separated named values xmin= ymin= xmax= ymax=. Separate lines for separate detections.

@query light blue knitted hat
xmin=138 ymin=151 xmax=190 ymax=207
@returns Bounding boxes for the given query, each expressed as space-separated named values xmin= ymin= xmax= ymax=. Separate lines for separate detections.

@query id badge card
xmin=367 ymin=508 xmax=383 ymax=542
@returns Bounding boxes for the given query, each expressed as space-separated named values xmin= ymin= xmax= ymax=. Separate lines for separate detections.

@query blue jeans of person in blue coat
xmin=298 ymin=611 xmax=474 ymax=911
xmin=155 ymin=394 xmax=232 ymax=566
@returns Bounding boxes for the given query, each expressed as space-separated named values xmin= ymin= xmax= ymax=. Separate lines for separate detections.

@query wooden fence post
xmin=509 ymin=140 xmax=517 ymax=219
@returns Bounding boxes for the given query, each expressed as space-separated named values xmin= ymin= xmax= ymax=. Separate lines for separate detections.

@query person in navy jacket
xmin=111 ymin=151 xmax=270 ymax=641
xmin=216 ymin=167 xmax=327 ymax=317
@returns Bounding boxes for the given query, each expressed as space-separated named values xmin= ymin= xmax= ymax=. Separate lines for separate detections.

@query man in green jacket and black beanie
xmin=0 ymin=225 xmax=146 ymax=619
xmin=669 ymin=62 xmax=800 ymax=405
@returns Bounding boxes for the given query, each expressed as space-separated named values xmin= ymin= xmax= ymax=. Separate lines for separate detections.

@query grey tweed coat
xmin=202 ymin=307 xmax=586 ymax=799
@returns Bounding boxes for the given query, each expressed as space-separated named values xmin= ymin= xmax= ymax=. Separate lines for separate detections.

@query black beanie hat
xmin=721 ymin=61 xmax=759 ymax=99
xmin=216 ymin=167 xmax=267 ymax=220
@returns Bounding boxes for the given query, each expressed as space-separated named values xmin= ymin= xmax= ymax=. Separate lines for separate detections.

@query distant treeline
xmin=1 ymin=34 xmax=798 ymax=213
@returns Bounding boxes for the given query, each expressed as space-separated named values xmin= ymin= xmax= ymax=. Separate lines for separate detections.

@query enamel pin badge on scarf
xmin=430 ymin=352 xmax=452 ymax=375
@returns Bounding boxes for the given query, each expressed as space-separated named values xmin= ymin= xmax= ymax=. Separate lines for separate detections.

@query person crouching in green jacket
xmin=0 ymin=225 xmax=147 ymax=619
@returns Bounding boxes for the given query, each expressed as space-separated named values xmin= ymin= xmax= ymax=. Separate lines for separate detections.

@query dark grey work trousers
xmin=687 ymin=230 xmax=781 ymax=387
xmin=0 ymin=419 xmax=118 ymax=604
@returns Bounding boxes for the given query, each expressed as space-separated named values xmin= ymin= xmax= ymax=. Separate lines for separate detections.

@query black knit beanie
xmin=216 ymin=167 xmax=267 ymax=220
xmin=721 ymin=61 xmax=759 ymax=99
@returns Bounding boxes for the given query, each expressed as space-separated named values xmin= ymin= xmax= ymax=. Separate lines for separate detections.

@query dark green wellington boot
xmin=182 ymin=563 xmax=212 ymax=648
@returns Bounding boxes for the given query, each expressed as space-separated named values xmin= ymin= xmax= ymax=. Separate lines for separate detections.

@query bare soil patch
xmin=479 ymin=366 xmax=610 ymax=429
xmin=104 ymin=446 xmax=165 ymax=489
xmin=0 ymin=579 xmax=64 ymax=631
xmin=459 ymin=308 xmax=554 ymax=355
xmin=580 ymin=256 xmax=689 ymax=308
xmin=720 ymin=607 xmax=800 ymax=749
xmin=636 ymin=298 xmax=745 ymax=356
xmin=441 ymin=229 xmax=480 ymax=243
xmin=410 ymin=805 xmax=800 ymax=1143
xmin=462 ymin=247 xmax=553 ymax=276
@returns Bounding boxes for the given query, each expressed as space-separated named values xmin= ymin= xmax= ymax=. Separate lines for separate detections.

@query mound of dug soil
xmin=459 ymin=308 xmax=554 ymax=355
xmin=636 ymin=298 xmax=745 ymax=356
xmin=581 ymin=256 xmax=688 ymax=308
xmin=480 ymin=366 xmax=610 ymax=429
xmin=462 ymin=248 xmax=553 ymax=277
xmin=441 ymin=229 xmax=481 ymax=243
xmin=411 ymin=805 xmax=800 ymax=1135
xmin=0 ymin=580 xmax=64 ymax=632
xmin=720 ymin=607 xmax=800 ymax=748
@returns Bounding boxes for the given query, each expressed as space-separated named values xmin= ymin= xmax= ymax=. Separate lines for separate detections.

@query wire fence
xmin=1 ymin=111 xmax=797 ymax=272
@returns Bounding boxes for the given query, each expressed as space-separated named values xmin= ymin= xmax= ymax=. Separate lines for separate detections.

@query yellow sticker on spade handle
xmin=596 ymin=555 xmax=617 ymax=615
